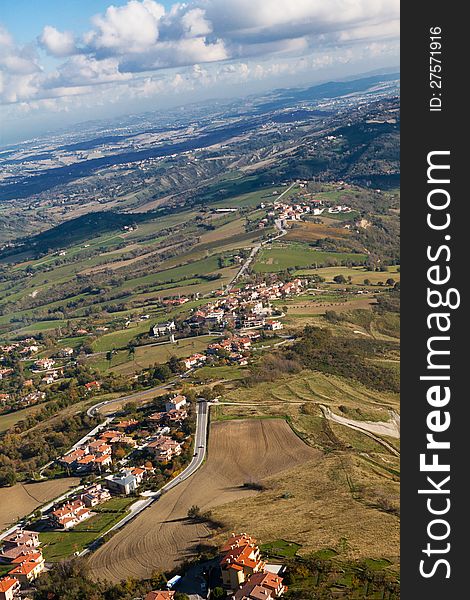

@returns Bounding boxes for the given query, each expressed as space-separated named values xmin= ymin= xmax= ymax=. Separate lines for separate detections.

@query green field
xmin=295 ymin=265 xmax=400 ymax=284
xmin=0 ymin=404 xmax=42 ymax=433
xmin=260 ymin=539 xmax=302 ymax=559
xmin=254 ymin=243 xmax=367 ymax=273
xmin=93 ymin=334 xmax=220 ymax=373
xmin=192 ymin=364 xmax=246 ymax=382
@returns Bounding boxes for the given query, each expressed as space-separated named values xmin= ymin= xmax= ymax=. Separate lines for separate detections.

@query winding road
xmin=229 ymin=182 xmax=295 ymax=285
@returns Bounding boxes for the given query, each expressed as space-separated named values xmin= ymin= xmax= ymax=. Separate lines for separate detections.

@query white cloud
xmin=39 ymin=26 xmax=77 ymax=57
xmin=84 ymin=0 xmax=165 ymax=53
xmin=0 ymin=0 xmax=399 ymax=113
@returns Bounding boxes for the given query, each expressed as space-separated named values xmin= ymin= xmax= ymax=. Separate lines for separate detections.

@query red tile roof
xmin=0 ymin=576 xmax=19 ymax=592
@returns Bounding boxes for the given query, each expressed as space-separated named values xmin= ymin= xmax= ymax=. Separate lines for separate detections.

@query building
xmin=8 ymin=553 xmax=45 ymax=585
xmin=0 ymin=576 xmax=20 ymax=600
xmin=148 ymin=436 xmax=182 ymax=463
xmin=84 ymin=380 xmax=101 ymax=392
xmin=151 ymin=321 xmax=176 ymax=337
xmin=33 ymin=358 xmax=55 ymax=371
xmin=49 ymin=500 xmax=92 ymax=529
xmin=166 ymin=408 xmax=188 ymax=424
xmin=104 ymin=471 xmax=139 ymax=495
xmin=265 ymin=320 xmax=283 ymax=331
xmin=220 ymin=534 xmax=265 ymax=590
xmin=183 ymin=353 xmax=207 ymax=370
xmin=233 ymin=571 xmax=286 ymax=600
xmin=80 ymin=484 xmax=111 ymax=507
xmin=1 ymin=530 xmax=39 ymax=552
xmin=145 ymin=592 xmax=175 ymax=600
xmin=165 ymin=394 xmax=187 ymax=412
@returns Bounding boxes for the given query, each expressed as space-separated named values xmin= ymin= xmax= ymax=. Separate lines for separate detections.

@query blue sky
xmin=0 ymin=1 xmax=399 ymax=144
xmin=1 ymin=1 xmax=173 ymax=42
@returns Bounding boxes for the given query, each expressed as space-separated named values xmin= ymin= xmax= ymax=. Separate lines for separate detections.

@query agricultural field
xmin=284 ymin=221 xmax=352 ymax=242
xmin=97 ymin=335 xmax=220 ymax=374
xmin=254 ymin=242 xmax=367 ymax=273
xmin=87 ymin=418 xmax=319 ymax=581
xmin=208 ymin=371 xmax=400 ymax=564
xmin=296 ymin=265 xmax=401 ymax=285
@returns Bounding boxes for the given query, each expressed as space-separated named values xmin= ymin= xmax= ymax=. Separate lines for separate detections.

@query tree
xmin=187 ymin=505 xmax=201 ymax=519
xmin=210 ymin=587 xmax=225 ymax=599
xmin=0 ymin=468 xmax=16 ymax=487
xmin=386 ymin=278 xmax=396 ymax=286
xmin=333 ymin=274 xmax=347 ymax=284
xmin=168 ymin=355 xmax=184 ymax=374
xmin=151 ymin=363 xmax=172 ymax=382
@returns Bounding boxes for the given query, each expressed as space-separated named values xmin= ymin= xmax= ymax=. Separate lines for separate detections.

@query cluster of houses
xmin=59 ymin=437 xmax=114 ymax=474
xmin=150 ymin=276 xmax=305 ymax=345
xmin=220 ymin=533 xmax=286 ymax=600
xmin=182 ymin=280 xmax=303 ymax=332
xmin=0 ymin=340 xmax=40 ymax=361
xmin=0 ymin=528 xmax=45 ymax=597
xmin=56 ymin=394 xmax=188 ymax=489
xmin=48 ymin=484 xmax=111 ymax=529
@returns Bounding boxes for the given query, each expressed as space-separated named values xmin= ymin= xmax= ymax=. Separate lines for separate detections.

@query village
xmin=0 ymin=531 xmax=287 ymax=600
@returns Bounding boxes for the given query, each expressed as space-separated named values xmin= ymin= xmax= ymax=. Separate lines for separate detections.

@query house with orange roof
xmin=148 ymin=436 xmax=182 ymax=463
xmin=130 ymin=467 xmax=146 ymax=484
xmin=166 ymin=408 xmax=188 ymax=424
xmin=220 ymin=533 xmax=265 ymax=589
xmin=58 ymin=448 xmax=87 ymax=467
xmin=0 ymin=576 xmax=20 ymax=600
xmin=84 ymin=380 xmax=101 ymax=392
xmin=49 ymin=499 xmax=91 ymax=529
xmin=232 ymin=571 xmax=286 ymax=600
xmin=115 ymin=419 xmax=139 ymax=430
xmin=8 ymin=552 xmax=45 ymax=584
xmin=145 ymin=592 xmax=175 ymax=600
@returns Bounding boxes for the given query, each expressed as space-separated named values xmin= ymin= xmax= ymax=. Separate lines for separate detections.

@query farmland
xmin=208 ymin=370 xmax=400 ymax=564
xmin=254 ymin=242 xmax=367 ymax=273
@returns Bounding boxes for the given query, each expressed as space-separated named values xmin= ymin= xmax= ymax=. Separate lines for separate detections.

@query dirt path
xmin=88 ymin=418 xmax=319 ymax=582
xmin=320 ymin=405 xmax=400 ymax=456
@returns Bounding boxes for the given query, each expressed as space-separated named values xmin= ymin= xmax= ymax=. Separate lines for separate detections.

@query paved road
xmin=86 ymin=382 xmax=172 ymax=417
xmin=228 ymin=182 xmax=295 ymax=286
xmin=79 ymin=399 xmax=210 ymax=557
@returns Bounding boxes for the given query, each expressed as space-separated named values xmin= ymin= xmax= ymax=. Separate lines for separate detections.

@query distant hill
xmin=2 ymin=211 xmax=153 ymax=257
xmin=255 ymin=73 xmax=399 ymax=112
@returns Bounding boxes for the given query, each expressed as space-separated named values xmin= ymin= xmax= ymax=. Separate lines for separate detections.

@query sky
xmin=0 ymin=0 xmax=399 ymax=145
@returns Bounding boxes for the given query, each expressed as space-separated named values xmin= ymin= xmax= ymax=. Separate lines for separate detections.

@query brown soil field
xmin=0 ymin=478 xmax=81 ymax=530
xmin=88 ymin=419 xmax=319 ymax=582
xmin=284 ymin=222 xmax=351 ymax=242
xmin=211 ymin=452 xmax=400 ymax=564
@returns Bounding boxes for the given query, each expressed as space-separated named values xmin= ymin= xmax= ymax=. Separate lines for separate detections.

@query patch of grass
xmin=254 ymin=242 xmax=366 ymax=273
xmin=192 ymin=365 xmax=246 ymax=382
xmin=260 ymin=539 xmax=302 ymax=559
